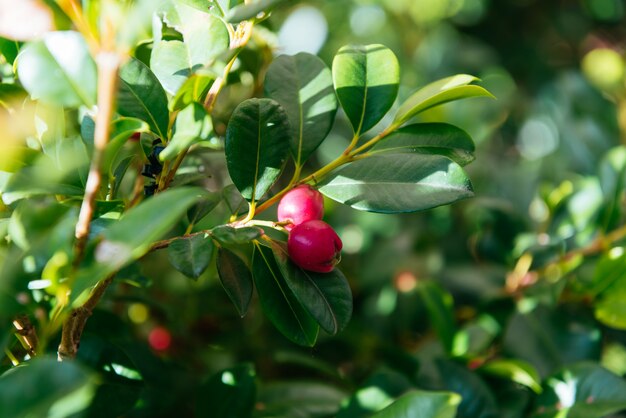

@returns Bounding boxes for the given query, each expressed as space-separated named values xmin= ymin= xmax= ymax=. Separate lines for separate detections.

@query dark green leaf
xmin=264 ymin=52 xmax=337 ymax=165
xmin=599 ymin=146 xmax=626 ymax=231
xmin=17 ymin=31 xmax=97 ymax=107
xmin=371 ymin=390 xmax=461 ymax=418
xmin=272 ymin=242 xmax=352 ymax=335
xmin=252 ymin=243 xmax=319 ymax=346
xmin=417 ymin=281 xmax=456 ymax=354
xmin=222 ymin=184 xmax=246 ymax=215
xmin=118 ymin=58 xmax=169 ymax=139
xmin=104 ymin=118 xmax=150 ymax=174
xmin=478 ymin=359 xmax=542 ymax=394
xmin=0 ymin=37 xmax=19 ymax=65
xmin=332 ymin=44 xmax=399 ymax=135
xmin=187 ymin=190 xmax=222 ymax=224
xmin=0 ymin=357 xmax=96 ymax=418
xmin=319 ymin=153 xmax=473 ymax=213
xmin=160 ymin=102 xmax=213 ymax=161
xmin=211 ymin=225 xmax=263 ymax=245
xmin=168 ymin=233 xmax=214 ymax=279
xmin=227 ymin=0 xmax=286 ymax=22
xmin=216 ymin=247 xmax=253 ymax=317
xmin=372 ymin=123 xmax=475 ymax=166
xmin=170 ymin=73 xmax=214 ymax=111
xmin=394 ymin=74 xmax=494 ymax=126
xmin=225 ymin=98 xmax=290 ymax=202
xmin=256 ymin=381 xmax=346 ymax=418
xmin=196 ymin=364 xmax=256 ymax=418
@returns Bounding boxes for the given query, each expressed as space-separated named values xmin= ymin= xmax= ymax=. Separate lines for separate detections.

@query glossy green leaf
xmin=252 ymin=243 xmax=319 ymax=346
xmin=371 ymin=390 xmax=461 ymax=418
xmin=118 ymin=58 xmax=169 ymax=139
xmin=160 ymin=102 xmax=213 ymax=161
xmin=534 ymin=362 xmax=626 ymax=418
xmin=479 ymin=359 xmax=542 ymax=394
xmin=226 ymin=0 xmax=286 ymax=22
xmin=319 ymin=153 xmax=473 ymax=213
xmin=394 ymin=74 xmax=494 ymax=126
xmin=225 ymin=98 xmax=290 ymax=202
xmin=211 ymin=225 xmax=263 ymax=245
xmin=417 ymin=281 xmax=456 ymax=354
xmin=332 ymin=44 xmax=399 ymax=135
xmin=170 ymin=73 xmax=214 ymax=111
xmin=72 ymin=187 xmax=207 ymax=299
xmin=196 ymin=364 xmax=256 ymax=418
xmin=0 ymin=357 xmax=96 ymax=418
xmin=216 ymin=247 xmax=253 ymax=317
xmin=264 ymin=52 xmax=337 ymax=165
xmin=17 ymin=31 xmax=96 ymax=107
xmin=168 ymin=233 xmax=213 ymax=279
xmin=272 ymin=242 xmax=352 ymax=335
xmin=372 ymin=123 xmax=475 ymax=166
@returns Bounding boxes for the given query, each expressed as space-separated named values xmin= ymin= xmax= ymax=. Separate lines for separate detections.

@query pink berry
xmin=277 ymin=185 xmax=324 ymax=231
xmin=288 ymin=220 xmax=342 ymax=273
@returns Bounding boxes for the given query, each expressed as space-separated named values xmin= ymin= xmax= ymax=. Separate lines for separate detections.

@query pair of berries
xmin=277 ymin=185 xmax=342 ymax=273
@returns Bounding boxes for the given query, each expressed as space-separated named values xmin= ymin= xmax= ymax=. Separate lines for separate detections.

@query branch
xmin=12 ymin=315 xmax=38 ymax=357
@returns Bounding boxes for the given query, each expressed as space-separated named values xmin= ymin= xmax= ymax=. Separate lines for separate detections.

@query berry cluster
xmin=277 ymin=185 xmax=343 ymax=273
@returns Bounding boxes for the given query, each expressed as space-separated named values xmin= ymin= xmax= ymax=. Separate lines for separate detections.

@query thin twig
xmin=12 ymin=315 xmax=38 ymax=357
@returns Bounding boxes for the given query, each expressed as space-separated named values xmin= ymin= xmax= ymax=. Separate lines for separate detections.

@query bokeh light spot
xmin=128 ymin=303 xmax=149 ymax=324
xmin=278 ymin=6 xmax=327 ymax=55
xmin=149 ymin=326 xmax=171 ymax=351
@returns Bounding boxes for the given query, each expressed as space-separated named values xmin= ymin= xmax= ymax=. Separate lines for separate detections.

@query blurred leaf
xmin=272 ymin=241 xmax=352 ymax=335
xmin=417 ymin=281 xmax=456 ymax=354
xmin=371 ymin=390 xmax=461 ymax=418
xmin=534 ymin=362 xmax=626 ymax=418
xmin=170 ymin=73 xmax=214 ymax=111
xmin=73 ymin=187 xmax=207 ymax=299
xmin=479 ymin=359 xmax=542 ymax=394
xmin=598 ymin=145 xmax=626 ymax=231
xmin=394 ymin=74 xmax=494 ymax=126
xmin=225 ymin=98 xmax=290 ymax=202
xmin=168 ymin=233 xmax=214 ymax=279
xmin=0 ymin=37 xmax=19 ymax=65
xmin=332 ymin=44 xmax=399 ymax=135
xmin=17 ymin=31 xmax=96 ymax=107
xmin=212 ymin=225 xmax=263 ymax=245
xmin=264 ymin=52 xmax=337 ymax=165
xmin=227 ymin=0 xmax=286 ymax=22
xmin=118 ymin=57 xmax=169 ymax=139
xmin=252 ymin=243 xmax=319 ymax=346
xmin=594 ymin=288 xmax=626 ymax=329
xmin=319 ymin=153 xmax=473 ymax=213
xmin=160 ymin=102 xmax=213 ymax=161
xmin=196 ymin=364 xmax=256 ymax=418
xmin=216 ymin=247 xmax=253 ymax=317
xmin=187 ymin=190 xmax=222 ymax=224
xmin=255 ymin=381 xmax=346 ymax=418
xmin=372 ymin=123 xmax=475 ymax=166
xmin=0 ymin=357 xmax=96 ymax=418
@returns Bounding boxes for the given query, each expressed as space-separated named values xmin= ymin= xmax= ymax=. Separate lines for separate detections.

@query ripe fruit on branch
xmin=277 ymin=185 xmax=324 ymax=231
xmin=288 ymin=220 xmax=342 ymax=273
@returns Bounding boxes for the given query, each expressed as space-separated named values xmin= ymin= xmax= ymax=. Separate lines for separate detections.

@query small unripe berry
xmin=277 ymin=185 xmax=324 ymax=231
xmin=288 ymin=220 xmax=342 ymax=273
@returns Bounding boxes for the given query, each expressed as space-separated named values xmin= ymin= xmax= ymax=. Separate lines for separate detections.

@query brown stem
xmin=57 ymin=275 xmax=114 ymax=361
xmin=12 ymin=315 xmax=38 ymax=357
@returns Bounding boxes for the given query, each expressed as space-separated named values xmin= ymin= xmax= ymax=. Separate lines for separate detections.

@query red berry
xmin=277 ymin=185 xmax=324 ymax=231
xmin=288 ymin=220 xmax=342 ymax=273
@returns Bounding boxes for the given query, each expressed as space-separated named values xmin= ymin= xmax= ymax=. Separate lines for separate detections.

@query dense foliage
xmin=2 ymin=0 xmax=626 ymax=417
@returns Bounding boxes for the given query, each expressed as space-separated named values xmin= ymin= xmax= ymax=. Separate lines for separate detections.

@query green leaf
xmin=256 ymin=381 xmax=346 ymax=418
xmin=599 ymin=146 xmax=626 ymax=231
xmin=118 ymin=58 xmax=169 ymax=139
xmin=417 ymin=281 xmax=456 ymax=354
xmin=332 ymin=44 xmax=399 ymax=135
xmin=160 ymin=102 xmax=213 ymax=161
xmin=225 ymin=98 xmax=291 ymax=202
xmin=319 ymin=153 xmax=473 ymax=213
xmin=170 ymin=73 xmax=214 ymax=111
xmin=479 ymin=359 xmax=542 ymax=394
xmin=216 ymin=247 xmax=253 ymax=317
xmin=72 ymin=187 xmax=207 ymax=299
xmin=168 ymin=233 xmax=214 ymax=279
xmin=535 ymin=362 xmax=626 ymax=418
xmin=17 ymin=31 xmax=97 ymax=107
xmin=594 ymin=288 xmax=626 ymax=329
xmin=394 ymin=74 xmax=494 ymax=126
xmin=372 ymin=123 xmax=475 ymax=166
xmin=264 ymin=52 xmax=337 ymax=165
xmin=0 ymin=357 xmax=97 ymax=418
xmin=272 ymin=242 xmax=352 ymax=335
xmin=222 ymin=184 xmax=246 ymax=215
xmin=371 ymin=390 xmax=461 ymax=418
xmin=252 ymin=243 xmax=319 ymax=346
xmin=187 ymin=190 xmax=222 ymax=224
xmin=226 ymin=0 xmax=286 ymax=22
xmin=211 ymin=225 xmax=263 ymax=245
xmin=0 ymin=37 xmax=19 ymax=65
xmin=196 ymin=364 xmax=256 ymax=418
